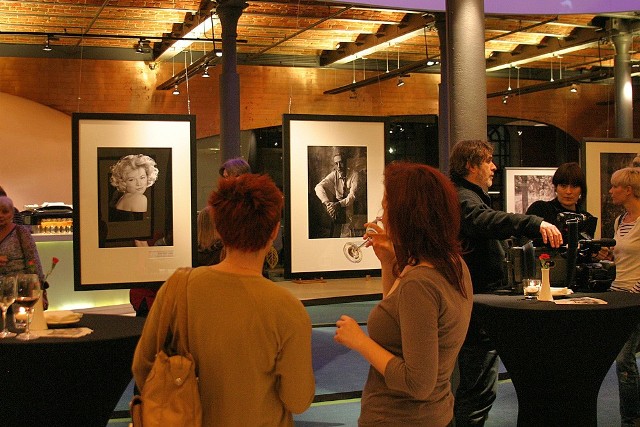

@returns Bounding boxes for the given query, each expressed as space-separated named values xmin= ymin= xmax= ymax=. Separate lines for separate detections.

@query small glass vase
xmin=537 ymin=268 xmax=554 ymax=301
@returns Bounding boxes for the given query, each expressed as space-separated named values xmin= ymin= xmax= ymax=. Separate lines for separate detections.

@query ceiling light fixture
xmin=135 ymin=38 xmax=150 ymax=54
xmin=570 ymin=83 xmax=578 ymax=93
xmin=362 ymin=57 xmax=366 ymax=80
xmin=397 ymin=78 xmax=405 ymax=87
xmin=550 ymin=56 xmax=554 ymax=82
xmin=502 ymin=95 xmax=508 ymax=104
xmin=43 ymin=35 xmax=52 ymax=52
xmin=508 ymin=65 xmax=512 ymax=91
xmin=172 ymin=84 xmax=180 ymax=95
xmin=558 ymin=55 xmax=563 ymax=79
xmin=385 ymin=44 xmax=389 ymax=73
xmin=202 ymin=66 xmax=210 ymax=78
xmin=211 ymin=13 xmax=222 ymax=58
xmin=352 ymin=58 xmax=356 ymax=84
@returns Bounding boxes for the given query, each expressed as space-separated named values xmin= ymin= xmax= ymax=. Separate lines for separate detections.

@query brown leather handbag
xmin=130 ymin=268 xmax=202 ymax=427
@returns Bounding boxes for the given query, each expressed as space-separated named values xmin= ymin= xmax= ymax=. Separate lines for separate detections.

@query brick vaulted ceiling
xmin=0 ymin=0 xmax=639 ymax=91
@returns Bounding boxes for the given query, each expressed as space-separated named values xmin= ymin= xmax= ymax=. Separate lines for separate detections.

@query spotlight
xmin=172 ymin=85 xmax=180 ymax=95
xmin=43 ymin=36 xmax=52 ymax=52
xmin=135 ymin=39 xmax=151 ymax=54
xmin=570 ymin=83 xmax=578 ymax=93
xmin=397 ymin=78 xmax=405 ymax=87
xmin=502 ymin=95 xmax=508 ymax=104
xmin=202 ymin=66 xmax=210 ymax=78
xmin=214 ymin=49 xmax=222 ymax=58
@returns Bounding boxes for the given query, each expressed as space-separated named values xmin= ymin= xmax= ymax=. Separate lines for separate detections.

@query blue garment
xmin=616 ymin=321 xmax=640 ymax=426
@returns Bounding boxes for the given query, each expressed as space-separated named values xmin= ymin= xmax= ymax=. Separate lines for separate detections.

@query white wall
xmin=0 ymin=93 xmax=72 ymax=210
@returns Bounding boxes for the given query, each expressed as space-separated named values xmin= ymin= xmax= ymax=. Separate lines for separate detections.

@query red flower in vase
xmin=44 ymin=257 xmax=59 ymax=282
xmin=539 ymin=253 xmax=555 ymax=269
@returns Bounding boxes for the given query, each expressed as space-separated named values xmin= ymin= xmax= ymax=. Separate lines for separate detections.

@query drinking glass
xmin=343 ymin=209 xmax=383 ymax=263
xmin=523 ymin=279 xmax=541 ymax=299
xmin=15 ymin=273 xmax=41 ymax=341
xmin=0 ymin=275 xmax=17 ymax=338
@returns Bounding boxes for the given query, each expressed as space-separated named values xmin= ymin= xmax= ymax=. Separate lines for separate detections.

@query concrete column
xmin=611 ymin=19 xmax=634 ymax=139
xmin=216 ymin=0 xmax=247 ymax=161
xmin=444 ymin=0 xmax=487 ymax=146
xmin=435 ymin=13 xmax=450 ymax=175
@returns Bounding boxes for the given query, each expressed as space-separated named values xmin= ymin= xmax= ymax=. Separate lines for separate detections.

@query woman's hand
xmin=334 ymin=315 xmax=368 ymax=351
xmin=363 ymin=221 xmax=395 ymax=266
xmin=335 ymin=314 xmax=395 ymax=376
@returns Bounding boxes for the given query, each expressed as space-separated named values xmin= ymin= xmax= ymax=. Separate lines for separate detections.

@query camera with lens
xmin=572 ymin=239 xmax=617 ymax=292
xmin=506 ymin=213 xmax=616 ymax=292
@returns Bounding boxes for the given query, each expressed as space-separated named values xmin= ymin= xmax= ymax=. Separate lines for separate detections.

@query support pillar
xmin=216 ymin=0 xmax=247 ymax=161
xmin=444 ymin=0 xmax=487 ymax=147
xmin=435 ymin=13 xmax=449 ymax=175
xmin=611 ymin=19 xmax=634 ymax=139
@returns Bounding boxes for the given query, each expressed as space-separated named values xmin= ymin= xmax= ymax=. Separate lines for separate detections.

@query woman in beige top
xmin=132 ymin=174 xmax=315 ymax=427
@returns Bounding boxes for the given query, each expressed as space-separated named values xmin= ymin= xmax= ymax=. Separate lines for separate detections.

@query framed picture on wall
xmin=72 ymin=113 xmax=197 ymax=290
xmin=283 ymin=114 xmax=387 ymax=279
xmin=504 ymin=167 xmax=557 ymax=214
xmin=582 ymin=138 xmax=640 ymax=239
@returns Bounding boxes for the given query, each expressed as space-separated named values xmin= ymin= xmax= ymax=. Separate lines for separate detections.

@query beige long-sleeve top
xmin=132 ymin=267 xmax=315 ymax=427
xmin=359 ymin=264 xmax=473 ymax=427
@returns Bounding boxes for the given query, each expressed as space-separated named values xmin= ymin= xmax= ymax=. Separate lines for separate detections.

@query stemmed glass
xmin=343 ymin=209 xmax=384 ymax=263
xmin=15 ymin=273 xmax=41 ymax=341
xmin=0 ymin=275 xmax=17 ymax=338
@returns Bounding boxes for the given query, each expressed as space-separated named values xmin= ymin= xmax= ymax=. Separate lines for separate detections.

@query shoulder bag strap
xmin=153 ymin=270 xmax=182 ymax=353
xmin=153 ymin=267 xmax=193 ymax=354
xmin=168 ymin=267 xmax=193 ymax=356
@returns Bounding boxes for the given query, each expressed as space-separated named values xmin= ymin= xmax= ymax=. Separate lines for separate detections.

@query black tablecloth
xmin=473 ymin=291 xmax=640 ymax=427
xmin=0 ymin=313 xmax=145 ymax=427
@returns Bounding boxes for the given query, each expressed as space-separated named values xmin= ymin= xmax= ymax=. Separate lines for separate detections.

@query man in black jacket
xmin=450 ymin=140 xmax=563 ymax=426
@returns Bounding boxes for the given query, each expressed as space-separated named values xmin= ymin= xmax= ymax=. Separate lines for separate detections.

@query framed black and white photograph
xmin=72 ymin=113 xmax=196 ymax=290
xmin=97 ymin=148 xmax=171 ymax=245
xmin=504 ymin=167 xmax=556 ymax=214
xmin=283 ymin=114 xmax=387 ymax=279
xmin=582 ymin=138 xmax=640 ymax=239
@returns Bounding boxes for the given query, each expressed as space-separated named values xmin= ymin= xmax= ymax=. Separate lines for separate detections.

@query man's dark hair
xmin=449 ymin=140 xmax=494 ymax=181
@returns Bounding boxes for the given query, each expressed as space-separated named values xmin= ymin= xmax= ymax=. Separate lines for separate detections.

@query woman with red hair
xmin=334 ymin=162 xmax=473 ymax=427
xmin=133 ymin=174 xmax=314 ymax=426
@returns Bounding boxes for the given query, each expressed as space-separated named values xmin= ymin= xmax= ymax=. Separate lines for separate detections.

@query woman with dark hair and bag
xmin=132 ymin=174 xmax=314 ymax=427
xmin=334 ymin=162 xmax=473 ymax=427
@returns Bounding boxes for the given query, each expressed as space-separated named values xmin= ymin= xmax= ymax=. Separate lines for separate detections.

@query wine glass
xmin=343 ymin=209 xmax=384 ymax=263
xmin=15 ymin=273 xmax=41 ymax=341
xmin=0 ymin=275 xmax=17 ymax=338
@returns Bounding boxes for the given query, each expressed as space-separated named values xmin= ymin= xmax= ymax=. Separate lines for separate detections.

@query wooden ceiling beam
xmin=319 ymin=12 xmax=435 ymax=66
xmin=486 ymin=26 xmax=605 ymax=72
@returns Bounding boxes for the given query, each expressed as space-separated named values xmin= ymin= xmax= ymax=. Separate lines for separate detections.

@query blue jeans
xmin=454 ymin=334 xmax=499 ymax=426
xmin=617 ymin=322 xmax=640 ymax=426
